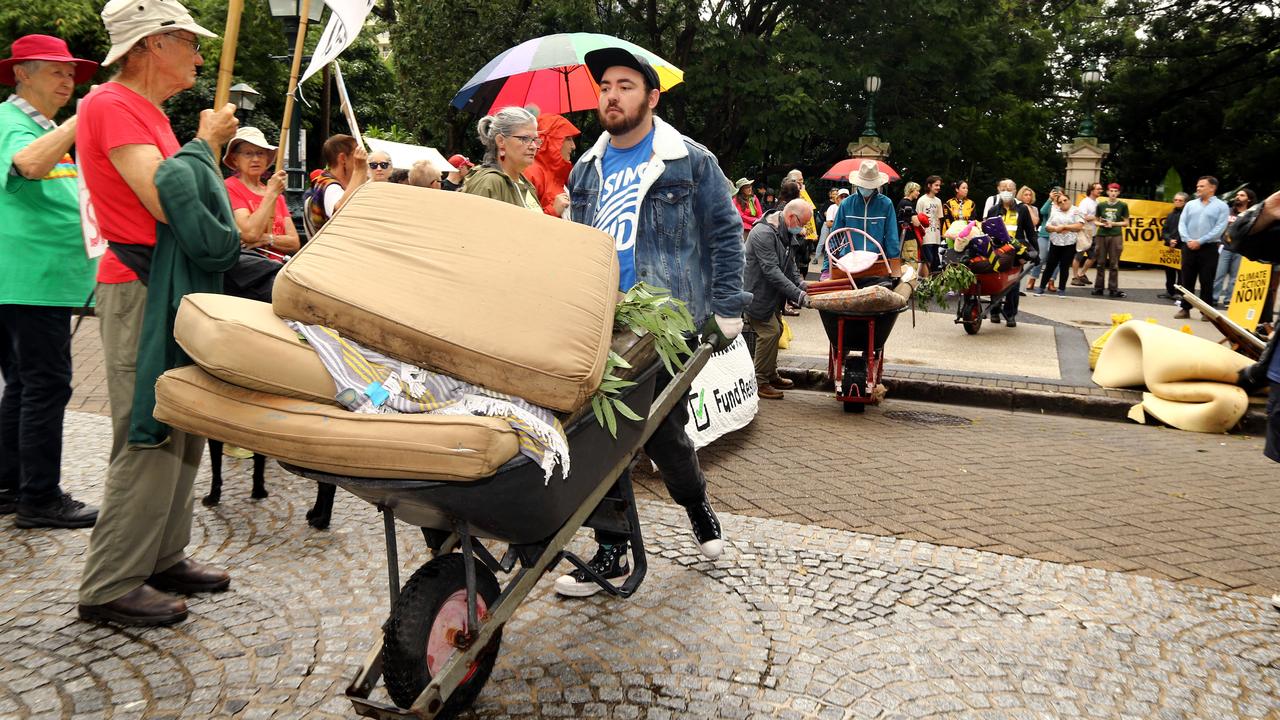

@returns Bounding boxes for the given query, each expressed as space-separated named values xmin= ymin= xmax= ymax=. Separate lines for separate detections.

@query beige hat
xmin=101 ymin=0 xmax=216 ymax=67
xmin=849 ymin=159 xmax=890 ymax=190
xmin=222 ymin=127 xmax=278 ymax=169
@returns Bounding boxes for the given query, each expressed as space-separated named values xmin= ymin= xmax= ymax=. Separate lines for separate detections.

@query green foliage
xmin=1162 ymin=167 xmax=1183 ymax=203
xmin=591 ymin=283 xmax=696 ymax=437
xmin=364 ymin=123 xmax=415 ymax=143
xmin=915 ymin=263 xmax=977 ymax=312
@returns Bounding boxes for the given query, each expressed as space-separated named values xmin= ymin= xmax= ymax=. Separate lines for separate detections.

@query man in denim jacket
xmin=555 ymin=47 xmax=750 ymax=598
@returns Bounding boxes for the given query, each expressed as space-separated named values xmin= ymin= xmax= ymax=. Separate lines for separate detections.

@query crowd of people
xmin=4 ymin=0 xmax=1280 ymax=635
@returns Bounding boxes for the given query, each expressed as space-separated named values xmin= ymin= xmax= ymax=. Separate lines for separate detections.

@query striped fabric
xmin=289 ymin=321 xmax=570 ymax=481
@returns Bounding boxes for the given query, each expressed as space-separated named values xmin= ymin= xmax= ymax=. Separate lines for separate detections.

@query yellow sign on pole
xmin=1226 ymin=258 xmax=1272 ymax=332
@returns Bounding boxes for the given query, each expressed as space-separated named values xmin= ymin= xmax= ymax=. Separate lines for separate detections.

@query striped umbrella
xmin=451 ymin=33 xmax=684 ymax=115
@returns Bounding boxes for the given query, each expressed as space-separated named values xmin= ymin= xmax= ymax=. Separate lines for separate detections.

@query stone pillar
xmin=1060 ymin=136 xmax=1109 ymax=195
xmin=847 ymin=136 xmax=892 ymax=164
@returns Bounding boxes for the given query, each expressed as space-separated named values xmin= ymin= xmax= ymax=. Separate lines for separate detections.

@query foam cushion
xmin=175 ymin=293 xmax=336 ymax=403
xmin=1093 ymin=320 xmax=1252 ymax=433
xmin=273 ymin=182 xmax=620 ymax=413
xmin=154 ymin=366 xmax=520 ymax=481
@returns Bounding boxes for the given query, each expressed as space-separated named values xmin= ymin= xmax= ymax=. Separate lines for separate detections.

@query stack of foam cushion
xmin=1092 ymin=320 xmax=1253 ymax=434
xmin=153 ymin=182 xmax=630 ymax=481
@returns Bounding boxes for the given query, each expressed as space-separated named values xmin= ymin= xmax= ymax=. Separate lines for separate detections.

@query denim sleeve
xmin=693 ymin=151 xmax=751 ymax=318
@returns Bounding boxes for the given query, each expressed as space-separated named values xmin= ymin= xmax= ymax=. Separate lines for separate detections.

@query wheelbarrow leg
xmin=381 ymin=505 xmax=400 ymax=610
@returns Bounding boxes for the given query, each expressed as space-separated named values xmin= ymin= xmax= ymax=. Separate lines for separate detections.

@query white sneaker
xmin=553 ymin=543 xmax=630 ymax=598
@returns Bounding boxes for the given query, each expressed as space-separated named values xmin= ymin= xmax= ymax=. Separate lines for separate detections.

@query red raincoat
xmin=525 ymin=114 xmax=581 ymax=216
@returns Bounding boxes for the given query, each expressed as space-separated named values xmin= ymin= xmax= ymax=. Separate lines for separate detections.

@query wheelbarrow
xmin=279 ymin=338 xmax=716 ymax=720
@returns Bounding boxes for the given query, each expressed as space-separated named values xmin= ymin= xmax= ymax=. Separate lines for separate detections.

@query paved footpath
xmin=3 ymin=410 xmax=1280 ymax=718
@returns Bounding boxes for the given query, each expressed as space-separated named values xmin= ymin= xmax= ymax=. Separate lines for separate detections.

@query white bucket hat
xmin=101 ymin=0 xmax=216 ymax=67
xmin=222 ymin=127 xmax=279 ymax=169
xmin=849 ymin=159 xmax=890 ymax=190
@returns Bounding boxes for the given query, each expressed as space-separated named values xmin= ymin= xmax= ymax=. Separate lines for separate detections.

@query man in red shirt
xmin=76 ymin=0 xmax=239 ymax=627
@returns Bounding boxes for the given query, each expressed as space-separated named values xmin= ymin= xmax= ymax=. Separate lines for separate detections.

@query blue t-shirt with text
xmin=594 ymin=127 xmax=656 ymax=290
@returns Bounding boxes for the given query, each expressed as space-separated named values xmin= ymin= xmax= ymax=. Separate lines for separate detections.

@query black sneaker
xmin=553 ymin=542 xmax=630 ymax=598
xmin=686 ymin=499 xmax=725 ymax=560
xmin=15 ymin=492 xmax=98 ymax=529
xmin=1090 ymin=289 xmax=1105 ymax=296
xmin=0 ymin=490 xmax=16 ymax=515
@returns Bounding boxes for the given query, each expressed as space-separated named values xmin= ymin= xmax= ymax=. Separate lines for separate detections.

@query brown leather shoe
xmin=79 ymin=585 xmax=187 ymax=626
xmin=758 ymin=383 xmax=784 ymax=400
xmin=769 ymin=375 xmax=795 ymax=389
xmin=147 ymin=559 xmax=231 ymax=594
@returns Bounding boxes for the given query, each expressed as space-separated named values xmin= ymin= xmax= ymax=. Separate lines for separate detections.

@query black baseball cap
xmin=584 ymin=47 xmax=660 ymax=91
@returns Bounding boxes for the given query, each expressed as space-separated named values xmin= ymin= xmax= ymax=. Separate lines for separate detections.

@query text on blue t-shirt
xmin=594 ymin=127 xmax=656 ymax=291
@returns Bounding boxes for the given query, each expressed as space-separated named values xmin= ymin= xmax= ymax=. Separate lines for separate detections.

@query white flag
xmin=300 ymin=0 xmax=377 ymax=85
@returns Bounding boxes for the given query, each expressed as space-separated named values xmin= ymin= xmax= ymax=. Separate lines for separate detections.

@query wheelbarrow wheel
xmin=383 ymin=553 xmax=503 ymax=716
xmin=961 ymin=298 xmax=983 ymax=335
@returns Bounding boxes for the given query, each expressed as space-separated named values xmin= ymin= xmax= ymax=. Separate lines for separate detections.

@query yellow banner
xmin=1226 ymin=259 xmax=1272 ymax=332
xmin=1116 ymin=198 xmax=1177 ymax=269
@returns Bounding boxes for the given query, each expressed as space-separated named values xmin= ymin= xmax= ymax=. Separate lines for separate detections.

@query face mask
xmin=856 ymin=187 xmax=875 ymax=198
xmin=787 ymin=222 xmax=805 ymax=235
xmin=999 ymin=191 xmax=1014 ymax=203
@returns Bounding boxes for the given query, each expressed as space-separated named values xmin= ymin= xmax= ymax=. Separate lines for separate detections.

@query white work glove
xmin=714 ymin=315 xmax=743 ymax=340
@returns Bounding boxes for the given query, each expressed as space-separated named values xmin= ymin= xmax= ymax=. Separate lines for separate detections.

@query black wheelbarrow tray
xmin=271 ymin=339 xmax=714 ymax=720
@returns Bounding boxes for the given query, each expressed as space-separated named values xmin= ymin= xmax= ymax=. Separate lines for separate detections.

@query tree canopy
xmin=2 ymin=0 xmax=1274 ymax=196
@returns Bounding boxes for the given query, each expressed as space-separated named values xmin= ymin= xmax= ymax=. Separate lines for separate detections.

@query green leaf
xmin=613 ymin=398 xmax=643 ymax=421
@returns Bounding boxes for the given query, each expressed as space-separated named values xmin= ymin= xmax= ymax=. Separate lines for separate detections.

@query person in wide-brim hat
xmin=849 ymin=159 xmax=890 ymax=189
xmin=0 ymin=34 xmax=98 ymax=86
xmin=221 ymin=126 xmax=278 ymax=169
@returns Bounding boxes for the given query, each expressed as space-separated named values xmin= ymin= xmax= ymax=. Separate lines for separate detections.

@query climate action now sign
xmin=1116 ymin=198 xmax=1178 ymax=270
xmin=1226 ymin=259 xmax=1273 ymax=332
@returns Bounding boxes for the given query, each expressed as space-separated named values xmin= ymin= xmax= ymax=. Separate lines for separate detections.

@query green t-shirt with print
xmin=0 ymin=101 xmax=97 ymax=306
xmin=1094 ymin=198 xmax=1129 ymax=237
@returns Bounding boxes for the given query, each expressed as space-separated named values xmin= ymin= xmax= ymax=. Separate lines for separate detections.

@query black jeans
xmin=1180 ymin=244 xmax=1218 ymax=310
xmin=0 ymin=305 xmax=74 ymax=506
xmin=595 ymin=365 xmax=706 ymax=546
xmin=1039 ymin=244 xmax=1074 ymax=291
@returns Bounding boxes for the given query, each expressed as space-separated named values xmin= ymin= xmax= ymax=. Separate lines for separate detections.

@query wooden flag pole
xmin=275 ymin=0 xmax=314 ymax=171
xmin=213 ymin=0 xmax=246 ymax=108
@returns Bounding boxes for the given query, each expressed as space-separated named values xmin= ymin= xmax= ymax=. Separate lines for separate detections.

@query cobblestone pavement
xmin=638 ymin=390 xmax=1280 ymax=596
xmin=3 ymin=412 xmax=1280 ymax=718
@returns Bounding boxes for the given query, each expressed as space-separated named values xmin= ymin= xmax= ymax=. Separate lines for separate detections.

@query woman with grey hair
xmin=461 ymin=106 xmax=541 ymax=210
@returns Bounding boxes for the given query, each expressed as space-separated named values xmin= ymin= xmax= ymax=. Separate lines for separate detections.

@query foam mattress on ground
xmin=154 ymin=365 xmax=519 ymax=481
xmin=175 ymin=293 xmax=336 ymax=403
xmin=273 ymin=182 xmax=620 ymax=413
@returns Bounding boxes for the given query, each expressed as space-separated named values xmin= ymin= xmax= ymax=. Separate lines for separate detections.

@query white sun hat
xmin=101 ymin=0 xmax=216 ymax=67
xmin=849 ymin=159 xmax=890 ymax=190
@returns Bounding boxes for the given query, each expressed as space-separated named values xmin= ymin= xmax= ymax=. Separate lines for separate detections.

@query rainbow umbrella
xmin=451 ymin=33 xmax=684 ymax=115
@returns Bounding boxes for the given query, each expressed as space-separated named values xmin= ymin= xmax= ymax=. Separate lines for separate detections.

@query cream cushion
xmin=272 ymin=182 xmax=620 ymax=413
xmin=1093 ymin=320 xmax=1252 ymax=433
xmin=175 ymin=293 xmax=336 ymax=403
xmin=154 ymin=366 xmax=520 ymax=481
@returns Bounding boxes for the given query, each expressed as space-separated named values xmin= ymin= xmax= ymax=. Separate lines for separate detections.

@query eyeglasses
xmin=164 ymin=33 xmax=201 ymax=54
xmin=238 ymin=148 xmax=270 ymax=159
xmin=508 ymin=134 xmax=543 ymax=147
xmin=369 ymin=161 xmax=391 ymax=170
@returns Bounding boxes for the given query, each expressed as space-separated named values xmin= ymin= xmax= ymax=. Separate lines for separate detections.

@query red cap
xmin=448 ymin=154 xmax=474 ymax=169
xmin=1107 ymin=182 xmax=1122 ymax=190
xmin=0 ymin=35 xmax=97 ymax=86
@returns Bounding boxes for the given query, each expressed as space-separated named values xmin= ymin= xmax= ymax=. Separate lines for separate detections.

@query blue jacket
xmin=830 ymin=190 xmax=901 ymax=259
xmin=567 ymin=116 xmax=750 ymax=322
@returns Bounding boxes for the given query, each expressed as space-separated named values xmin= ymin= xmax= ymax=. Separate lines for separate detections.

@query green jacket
xmin=129 ymin=139 xmax=240 ymax=446
xmin=461 ymin=163 xmax=538 ymax=210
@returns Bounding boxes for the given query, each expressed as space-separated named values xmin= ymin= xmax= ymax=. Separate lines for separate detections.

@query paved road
xmin=637 ymin=390 xmax=1280 ymax=596
xmin=2 ymin=411 xmax=1278 ymax=719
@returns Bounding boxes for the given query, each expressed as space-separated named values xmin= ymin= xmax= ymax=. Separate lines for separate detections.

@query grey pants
xmin=79 ymin=281 xmax=205 ymax=606
xmin=748 ymin=312 xmax=783 ymax=384
xmin=1092 ymin=235 xmax=1124 ymax=291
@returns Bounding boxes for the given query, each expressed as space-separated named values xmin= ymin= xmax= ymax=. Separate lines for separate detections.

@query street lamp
xmin=861 ymin=75 xmax=882 ymax=138
xmin=227 ymin=82 xmax=260 ymax=119
xmin=267 ymin=0 xmax=324 ymax=229
xmin=1078 ymin=64 xmax=1103 ymax=138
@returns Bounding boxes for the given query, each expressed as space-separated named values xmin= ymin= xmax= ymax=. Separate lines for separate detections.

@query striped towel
xmin=289 ymin=322 xmax=569 ymax=482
